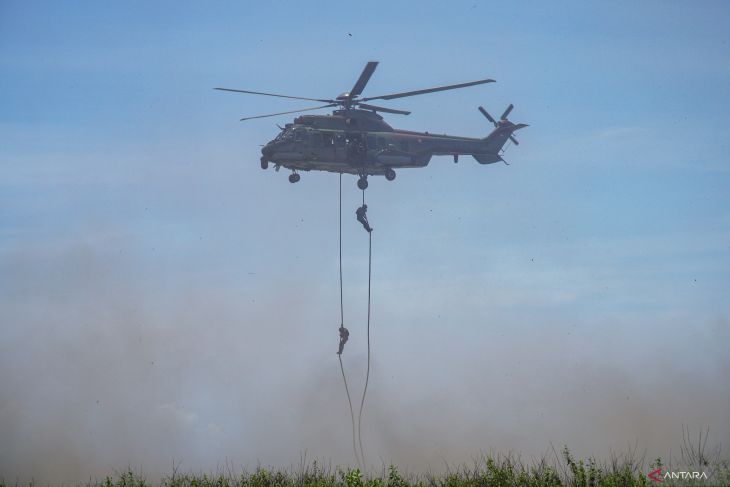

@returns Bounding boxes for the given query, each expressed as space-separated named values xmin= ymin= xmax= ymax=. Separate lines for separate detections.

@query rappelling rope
xmin=340 ymin=174 xmax=345 ymax=343
xmin=356 ymin=187 xmax=372 ymax=470
xmin=338 ymin=355 xmax=359 ymax=469
xmin=338 ymin=173 xmax=361 ymax=470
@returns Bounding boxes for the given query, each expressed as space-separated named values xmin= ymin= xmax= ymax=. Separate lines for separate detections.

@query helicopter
xmin=216 ymin=62 xmax=527 ymax=189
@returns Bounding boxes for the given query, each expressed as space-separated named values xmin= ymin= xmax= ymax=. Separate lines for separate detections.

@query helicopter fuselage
xmin=260 ymin=109 xmax=506 ymax=178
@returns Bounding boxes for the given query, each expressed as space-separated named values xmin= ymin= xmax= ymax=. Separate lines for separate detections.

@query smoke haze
xmin=2 ymin=228 xmax=728 ymax=484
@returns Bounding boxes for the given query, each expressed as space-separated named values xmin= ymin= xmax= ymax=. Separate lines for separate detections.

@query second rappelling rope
xmin=337 ymin=173 xmax=360 ymax=469
xmin=337 ymin=173 xmax=374 ymax=470
xmin=357 ymin=187 xmax=372 ymax=470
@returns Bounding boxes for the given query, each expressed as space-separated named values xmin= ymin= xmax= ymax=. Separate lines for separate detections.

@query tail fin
xmin=473 ymin=104 xmax=527 ymax=164
xmin=480 ymin=122 xmax=528 ymax=154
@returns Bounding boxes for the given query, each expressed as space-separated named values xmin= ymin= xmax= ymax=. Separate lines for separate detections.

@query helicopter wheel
xmin=357 ymin=176 xmax=368 ymax=190
xmin=260 ymin=158 xmax=269 ymax=170
xmin=385 ymin=168 xmax=396 ymax=181
xmin=289 ymin=172 xmax=300 ymax=184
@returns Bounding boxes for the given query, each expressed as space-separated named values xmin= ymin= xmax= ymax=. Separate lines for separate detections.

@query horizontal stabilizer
xmin=473 ymin=153 xmax=503 ymax=165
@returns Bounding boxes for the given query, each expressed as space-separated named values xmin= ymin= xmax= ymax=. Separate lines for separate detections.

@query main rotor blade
xmin=215 ymin=87 xmax=333 ymax=103
xmin=358 ymin=102 xmax=411 ymax=115
xmin=360 ymin=78 xmax=495 ymax=102
xmin=349 ymin=61 xmax=379 ymax=98
xmin=239 ymin=104 xmax=337 ymax=121
xmin=501 ymin=104 xmax=514 ymax=120
xmin=478 ymin=106 xmax=496 ymax=124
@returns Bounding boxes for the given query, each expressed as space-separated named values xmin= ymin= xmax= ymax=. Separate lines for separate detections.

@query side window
xmin=367 ymin=135 xmax=376 ymax=148
xmin=311 ymin=132 xmax=322 ymax=147
xmin=400 ymin=139 xmax=409 ymax=151
xmin=378 ymin=137 xmax=386 ymax=148
xmin=335 ymin=134 xmax=345 ymax=147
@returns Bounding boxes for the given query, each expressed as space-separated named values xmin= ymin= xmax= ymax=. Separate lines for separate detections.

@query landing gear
xmin=385 ymin=168 xmax=396 ymax=181
xmin=260 ymin=158 xmax=269 ymax=170
xmin=357 ymin=175 xmax=368 ymax=190
xmin=288 ymin=172 xmax=300 ymax=184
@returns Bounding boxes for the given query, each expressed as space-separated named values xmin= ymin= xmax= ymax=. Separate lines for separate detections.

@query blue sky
xmin=1 ymin=1 xmax=729 ymax=483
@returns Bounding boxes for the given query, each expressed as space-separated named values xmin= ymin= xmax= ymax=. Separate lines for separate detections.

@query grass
xmin=3 ymin=447 xmax=729 ymax=487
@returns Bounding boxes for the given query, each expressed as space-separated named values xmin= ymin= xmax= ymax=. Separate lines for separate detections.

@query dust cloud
xmin=1 ymin=237 xmax=728 ymax=485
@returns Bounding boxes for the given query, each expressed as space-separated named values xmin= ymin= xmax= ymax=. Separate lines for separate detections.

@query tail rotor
xmin=479 ymin=106 xmax=497 ymax=125
xmin=478 ymin=103 xmax=526 ymax=145
xmin=500 ymin=103 xmax=514 ymax=120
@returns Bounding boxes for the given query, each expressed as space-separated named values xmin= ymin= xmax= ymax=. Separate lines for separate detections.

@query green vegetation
xmin=3 ymin=448 xmax=728 ymax=487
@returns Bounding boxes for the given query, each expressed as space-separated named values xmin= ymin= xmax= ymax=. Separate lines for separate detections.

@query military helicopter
xmin=216 ymin=62 xmax=527 ymax=189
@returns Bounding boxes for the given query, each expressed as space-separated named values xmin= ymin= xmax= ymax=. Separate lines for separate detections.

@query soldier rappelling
xmin=337 ymin=324 xmax=350 ymax=355
xmin=356 ymin=204 xmax=372 ymax=233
